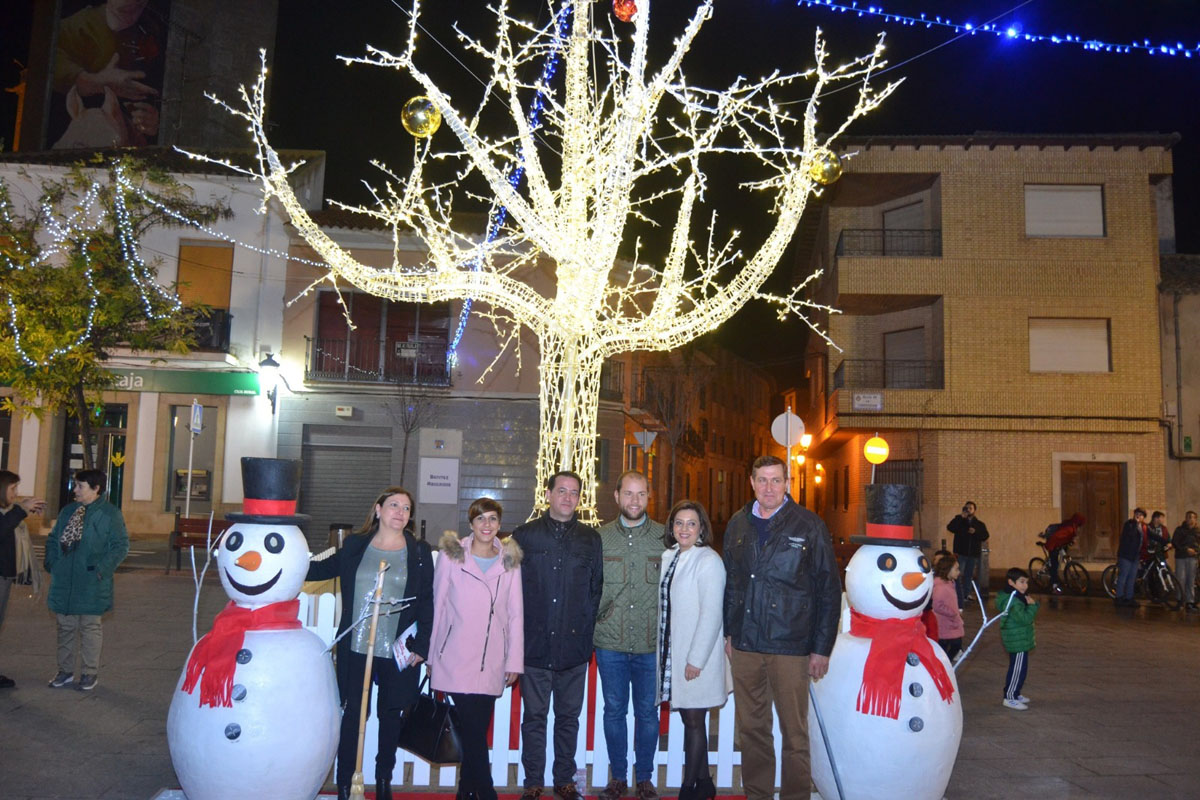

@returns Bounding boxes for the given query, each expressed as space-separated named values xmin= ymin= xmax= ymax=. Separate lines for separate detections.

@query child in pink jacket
xmin=932 ymin=553 xmax=965 ymax=661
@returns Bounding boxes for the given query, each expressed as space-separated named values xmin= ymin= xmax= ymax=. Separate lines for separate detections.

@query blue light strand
xmin=447 ymin=1 xmax=572 ymax=368
xmin=798 ymin=0 xmax=1200 ymax=58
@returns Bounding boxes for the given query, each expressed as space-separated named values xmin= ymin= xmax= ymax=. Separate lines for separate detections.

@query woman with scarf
xmin=0 ymin=470 xmax=45 ymax=689
xmin=305 ymin=486 xmax=433 ymax=800
xmin=657 ymin=500 xmax=731 ymax=800
xmin=427 ymin=497 xmax=524 ymax=800
xmin=44 ymin=469 xmax=128 ymax=691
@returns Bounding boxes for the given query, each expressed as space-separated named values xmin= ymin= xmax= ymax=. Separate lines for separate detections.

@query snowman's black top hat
xmin=852 ymin=483 xmax=930 ymax=548
xmin=225 ymin=457 xmax=311 ymax=525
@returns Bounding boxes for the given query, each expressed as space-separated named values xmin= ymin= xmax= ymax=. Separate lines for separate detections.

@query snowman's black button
xmin=906 ymin=652 xmax=919 ymax=666
xmin=908 ymin=717 xmax=924 ymax=732
xmin=909 ymin=682 xmax=923 ymax=697
xmin=236 ymin=649 xmax=252 ymax=664
xmin=225 ymin=723 xmax=241 ymax=740
xmin=232 ymin=684 xmax=247 ymax=702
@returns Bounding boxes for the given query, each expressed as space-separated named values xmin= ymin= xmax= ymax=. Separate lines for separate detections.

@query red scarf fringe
xmin=181 ymin=599 xmax=302 ymax=708
xmin=849 ymin=608 xmax=955 ymax=720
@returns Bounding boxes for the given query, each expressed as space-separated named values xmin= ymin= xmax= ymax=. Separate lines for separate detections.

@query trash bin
xmin=329 ymin=523 xmax=354 ymax=551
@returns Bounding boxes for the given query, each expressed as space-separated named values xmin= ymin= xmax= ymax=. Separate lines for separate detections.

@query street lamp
xmin=259 ymin=353 xmax=281 ymax=414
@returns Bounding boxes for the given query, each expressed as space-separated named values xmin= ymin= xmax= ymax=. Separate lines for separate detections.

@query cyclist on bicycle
xmin=1040 ymin=513 xmax=1084 ymax=594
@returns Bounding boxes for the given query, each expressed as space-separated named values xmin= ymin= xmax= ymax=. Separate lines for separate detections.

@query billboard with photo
xmin=48 ymin=0 xmax=171 ymax=150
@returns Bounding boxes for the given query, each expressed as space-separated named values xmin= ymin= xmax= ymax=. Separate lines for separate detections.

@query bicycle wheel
xmin=1064 ymin=561 xmax=1089 ymax=596
xmin=1101 ymin=564 xmax=1118 ymax=598
xmin=1028 ymin=558 xmax=1049 ymax=591
xmin=1155 ymin=568 xmax=1184 ymax=610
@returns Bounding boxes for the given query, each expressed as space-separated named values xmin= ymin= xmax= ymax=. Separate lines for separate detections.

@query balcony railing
xmin=193 ymin=309 xmax=232 ymax=352
xmin=833 ymin=359 xmax=944 ymax=390
xmin=304 ymin=337 xmax=451 ymax=386
xmin=836 ymin=229 xmax=942 ymax=257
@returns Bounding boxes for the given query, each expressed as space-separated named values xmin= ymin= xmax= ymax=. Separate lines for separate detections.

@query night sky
xmin=5 ymin=0 xmax=1200 ymax=377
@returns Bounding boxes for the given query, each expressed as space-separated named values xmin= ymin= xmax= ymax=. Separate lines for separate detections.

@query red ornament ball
xmin=613 ymin=0 xmax=637 ymax=23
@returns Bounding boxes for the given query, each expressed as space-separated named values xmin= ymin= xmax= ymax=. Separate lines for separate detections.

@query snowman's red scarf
xmin=182 ymin=600 xmax=301 ymax=708
xmin=849 ymin=609 xmax=955 ymax=719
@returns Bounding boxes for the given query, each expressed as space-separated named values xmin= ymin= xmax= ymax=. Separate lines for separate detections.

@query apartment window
xmin=177 ymin=241 xmax=233 ymax=309
xmin=1029 ymin=318 xmax=1111 ymax=373
xmin=310 ymin=291 xmax=451 ymax=382
xmin=1025 ymin=185 xmax=1105 ymax=237
xmin=595 ymin=437 xmax=611 ymax=484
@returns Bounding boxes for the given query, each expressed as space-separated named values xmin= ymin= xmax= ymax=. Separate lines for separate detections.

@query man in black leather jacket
xmin=723 ymin=455 xmax=840 ymax=800
xmin=514 ymin=471 xmax=603 ymax=800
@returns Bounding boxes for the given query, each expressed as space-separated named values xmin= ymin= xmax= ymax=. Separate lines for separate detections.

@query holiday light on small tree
xmin=199 ymin=0 xmax=898 ymax=520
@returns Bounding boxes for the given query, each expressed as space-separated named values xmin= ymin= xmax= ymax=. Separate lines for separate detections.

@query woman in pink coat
xmin=428 ymin=497 xmax=523 ymax=800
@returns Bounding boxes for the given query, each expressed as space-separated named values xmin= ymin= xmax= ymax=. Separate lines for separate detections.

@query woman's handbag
xmin=397 ymin=675 xmax=463 ymax=765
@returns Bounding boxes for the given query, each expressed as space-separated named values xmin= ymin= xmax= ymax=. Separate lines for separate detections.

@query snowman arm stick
xmin=324 ymin=594 xmax=415 ymax=653
xmin=954 ymin=585 xmax=1017 ymax=670
xmin=808 ymin=683 xmax=847 ymax=800
xmin=352 ymin=562 xmax=390 ymax=796
xmin=189 ymin=512 xmax=220 ymax=645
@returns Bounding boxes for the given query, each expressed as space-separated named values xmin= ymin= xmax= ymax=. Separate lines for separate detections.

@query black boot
xmin=677 ymin=781 xmax=697 ymax=800
xmin=375 ymin=778 xmax=393 ymax=800
xmin=337 ymin=787 xmax=350 ymax=800
xmin=694 ymin=777 xmax=716 ymax=800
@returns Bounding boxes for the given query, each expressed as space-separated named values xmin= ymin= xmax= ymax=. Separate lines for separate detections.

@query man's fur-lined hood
xmin=439 ymin=529 xmax=523 ymax=570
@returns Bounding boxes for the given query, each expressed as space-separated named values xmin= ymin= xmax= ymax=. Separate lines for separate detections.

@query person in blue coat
xmin=44 ymin=469 xmax=129 ymax=691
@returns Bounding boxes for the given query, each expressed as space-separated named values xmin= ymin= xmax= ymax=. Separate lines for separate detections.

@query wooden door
xmin=1061 ymin=462 xmax=1122 ymax=559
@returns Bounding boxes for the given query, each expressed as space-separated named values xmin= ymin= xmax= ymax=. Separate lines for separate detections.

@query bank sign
xmin=110 ymin=369 xmax=261 ymax=396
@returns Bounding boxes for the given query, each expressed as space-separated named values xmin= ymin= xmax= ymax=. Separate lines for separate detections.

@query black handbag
xmin=397 ymin=675 xmax=463 ymax=765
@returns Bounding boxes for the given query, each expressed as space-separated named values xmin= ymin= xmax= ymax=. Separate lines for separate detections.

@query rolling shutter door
xmin=300 ymin=444 xmax=392 ymax=551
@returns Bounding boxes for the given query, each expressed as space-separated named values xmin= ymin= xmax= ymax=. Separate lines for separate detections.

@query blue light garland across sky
xmin=799 ymin=0 xmax=1200 ymax=58
xmin=446 ymin=1 xmax=572 ymax=368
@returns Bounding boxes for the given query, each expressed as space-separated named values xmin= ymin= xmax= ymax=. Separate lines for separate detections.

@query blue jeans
xmin=956 ymin=554 xmax=979 ymax=608
xmin=1116 ymin=557 xmax=1139 ymax=601
xmin=595 ymin=648 xmax=659 ymax=783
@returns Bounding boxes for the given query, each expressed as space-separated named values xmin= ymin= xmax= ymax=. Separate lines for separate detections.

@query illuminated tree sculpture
xmin=198 ymin=0 xmax=898 ymax=520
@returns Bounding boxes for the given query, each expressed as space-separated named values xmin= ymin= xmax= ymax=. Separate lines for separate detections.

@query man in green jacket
xmin=44 ymin=468 xmax=129 ymax=691
xmin=595 ymin=471 xmax=664 ymax=800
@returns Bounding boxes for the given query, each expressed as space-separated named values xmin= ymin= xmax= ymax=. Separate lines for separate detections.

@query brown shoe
xmin=635 ymin=782 xmax=658 ymax=800
xmin=555 ymin=783 xmax=583 ymax=800
xmin=522 ymin=787 xmax=544 ymax=800
xmin=599 ymin=780 xmax=627 ymax=800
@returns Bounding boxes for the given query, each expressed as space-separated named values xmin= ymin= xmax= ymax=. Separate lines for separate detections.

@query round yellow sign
xmin=864 ymin=436 xmax=890 ymax=465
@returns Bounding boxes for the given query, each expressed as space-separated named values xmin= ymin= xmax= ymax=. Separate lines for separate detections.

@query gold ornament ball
xmin=808 ymin=149 xmax=843 ymax=186
xmin=401 ymin=96 xmax=442 ymax=138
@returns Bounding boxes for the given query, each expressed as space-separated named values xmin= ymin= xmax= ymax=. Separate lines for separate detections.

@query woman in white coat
xmin=657 ymin=500 xmax=730 ymax=800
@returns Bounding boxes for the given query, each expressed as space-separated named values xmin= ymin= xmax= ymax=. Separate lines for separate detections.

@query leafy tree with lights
xmin=201 ymin=0 xmax=897 ymax=520
xmin=0 ymin=158 xmax=228 ymax=469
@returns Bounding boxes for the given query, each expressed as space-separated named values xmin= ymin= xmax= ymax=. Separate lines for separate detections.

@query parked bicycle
xmin=1101 ymin=543 xmax=1183 ymax=610
xmin=1029 ymin=540 xmax=1089 ymax=595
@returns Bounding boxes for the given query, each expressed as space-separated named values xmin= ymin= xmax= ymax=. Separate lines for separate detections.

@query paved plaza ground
xmin=2 ymin=540 xmax=1199 ymax=799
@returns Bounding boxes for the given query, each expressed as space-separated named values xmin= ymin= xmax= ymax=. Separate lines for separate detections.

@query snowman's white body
xmin=809 ymin=544 xmax=962 ymax=800
xmin=167 ymin=522 xmax=339 ymax=800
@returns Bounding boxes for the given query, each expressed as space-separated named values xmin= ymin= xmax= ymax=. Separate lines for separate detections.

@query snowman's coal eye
xmin=265 ymin=532 xmax=284 ymax=554
xmin=877 ymin=553 xmax=897 ymax=572
xmin=918 ymin=555 xmax=931 ymax=572
xmin=225 ymin=531 xmax=243 ymax=552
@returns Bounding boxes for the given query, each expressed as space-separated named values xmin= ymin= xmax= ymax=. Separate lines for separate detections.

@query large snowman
xmin=809 ymin=483 xmax=962 ymax=800
xmin=167 ymin=458 xmax=339 ymax=800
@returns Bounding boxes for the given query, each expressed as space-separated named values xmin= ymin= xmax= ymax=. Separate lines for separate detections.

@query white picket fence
xmin=296 ymin=592 xmax=785 ymax=791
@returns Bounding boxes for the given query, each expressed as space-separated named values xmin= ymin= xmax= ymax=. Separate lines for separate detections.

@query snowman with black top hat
xmin=167 ymin=457 xmax=339 ymax=800
xmin=809 ymin=483 xmax=962 ymax=800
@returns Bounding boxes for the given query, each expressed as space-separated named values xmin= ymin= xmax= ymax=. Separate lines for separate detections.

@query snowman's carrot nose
xmin=236 ymin=551 xmax=263 ymax=571
xmin=902 ymin=571 xmax=924 ymax=590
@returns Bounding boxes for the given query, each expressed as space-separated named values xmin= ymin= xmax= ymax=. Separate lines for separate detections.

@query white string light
xmin=204 ymin=0 xmax=894 ymax=520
